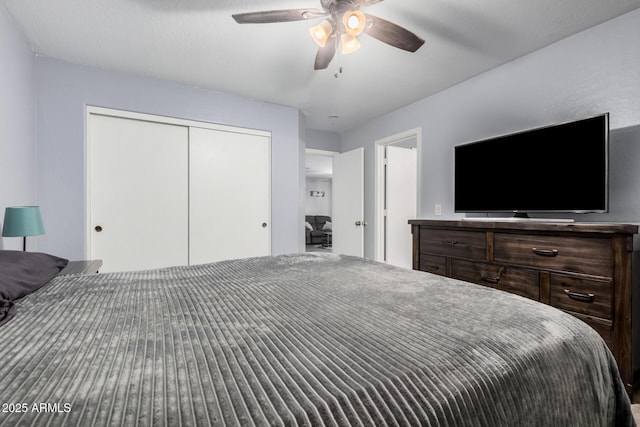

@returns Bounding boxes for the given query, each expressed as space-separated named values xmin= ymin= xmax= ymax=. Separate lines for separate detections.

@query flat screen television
xmin=454 ymin=113 xmax=609 ymax=217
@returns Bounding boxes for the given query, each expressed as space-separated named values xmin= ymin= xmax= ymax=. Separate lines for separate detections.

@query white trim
xmin=85 ymin=112 xmax=93 ymax=259
xmin=86 ymin=106 xmax=271 ymax=138
xmin=305 ymin=148 xmax=338 ymax=157
xmin=374 ymin=128 xmax=422 ymax=262
xmin=85 ymin=105 xmax=272 ymax=260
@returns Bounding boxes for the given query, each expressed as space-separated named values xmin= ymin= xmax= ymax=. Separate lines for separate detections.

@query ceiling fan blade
xmin=314 ymin=38 xmax=337 ymax=70
xmin=364 ymin=14 xmax=425 ymax=52
xmin=358 ymin=0 xmax=384 ymax=7
xmin=233 ymin=9 xmax=327 ymax=24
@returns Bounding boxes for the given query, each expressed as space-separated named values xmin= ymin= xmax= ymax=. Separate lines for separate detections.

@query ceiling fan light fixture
xmin=341 ymin=33 xmax=361 ymax=54
xmin=343 ymin=10 xmax=366 ymax=36
xmin=309 ymin=20 xmax=333 ymax=47
xmin=232 ymin=2 xmax=424 ymax=71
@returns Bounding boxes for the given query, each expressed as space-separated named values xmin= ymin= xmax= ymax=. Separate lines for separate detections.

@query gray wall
xmin=306 ymin=129 xmax=341 ymax=152
xmin=305 ymin=178 xmax=333 ymax=216
xmin=0 ymin=9 xmax=37 ymax=250
xmin=35 ymin=58 xmax=305 ymax=260
xmin=341 ymin=9 xmax=640 ymax=259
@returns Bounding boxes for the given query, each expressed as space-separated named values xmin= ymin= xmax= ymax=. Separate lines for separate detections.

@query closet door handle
xmin=95 ymin=225 xmax=103 ymax=232
xmin=262 ymin=222 xmax=268 ymax=228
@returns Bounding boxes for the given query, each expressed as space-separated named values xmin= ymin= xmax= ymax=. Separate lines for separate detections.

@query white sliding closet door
xmin=88 ymin=114 xmax=189 ymax=272
xmin=189 ymin=127 xmax=271 ymax=264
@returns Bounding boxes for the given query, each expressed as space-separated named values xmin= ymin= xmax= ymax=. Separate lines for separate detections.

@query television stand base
xmin=461 ymin=216 xmax=575 ymax=223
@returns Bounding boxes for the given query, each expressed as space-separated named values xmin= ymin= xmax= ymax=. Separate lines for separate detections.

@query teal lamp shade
xmin=2 ymin=206 xmax=45 ymax=251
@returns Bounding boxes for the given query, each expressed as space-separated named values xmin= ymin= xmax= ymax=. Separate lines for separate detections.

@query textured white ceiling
xmin=2 ymin=0 xmax=640 ymax=131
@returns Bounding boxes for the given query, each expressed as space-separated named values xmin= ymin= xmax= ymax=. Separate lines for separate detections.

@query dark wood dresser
xmin=409 ymin=219 xmax=639 ymax=394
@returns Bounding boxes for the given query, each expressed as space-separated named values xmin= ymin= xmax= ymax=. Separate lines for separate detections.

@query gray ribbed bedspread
xmin=0 ymin=253 xmax=633 ymax=426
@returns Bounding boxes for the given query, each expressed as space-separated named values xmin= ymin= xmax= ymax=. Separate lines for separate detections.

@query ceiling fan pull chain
xmin=334 ymin=45 xmax=344 ymax=78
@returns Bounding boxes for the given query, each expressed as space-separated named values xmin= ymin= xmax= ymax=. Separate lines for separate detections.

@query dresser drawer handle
xmin=442 ymin=240 xmax=458 ymax=245
xmin=481 ymin=267 xmax=504 ymax=284
xmin=563 ymin=289 xmax=595 ymax=303
xmin=426 ymin=265 xmax=440 ymax=272
xmin=532 ymin=248 xmax=559 ymax=257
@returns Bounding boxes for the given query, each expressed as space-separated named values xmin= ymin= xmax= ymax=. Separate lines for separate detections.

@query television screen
xmin=454 ymin=113 xmax=609 ymax=214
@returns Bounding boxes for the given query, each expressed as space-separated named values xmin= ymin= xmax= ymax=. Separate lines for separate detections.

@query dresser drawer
xmin=549 ymin=274 xmax=612 ymax=319
xmin=494 ymin=233 xmax=612 ymax=277
xmin=568 ymin=312 xmax=613 ymax=349
xmin=421 ymin=228 xmax=486 ymax=260
xmin=452 ymin=259 xmax=539 ymax=301
xmin=419 ymin=253 xmax=446 ymax=275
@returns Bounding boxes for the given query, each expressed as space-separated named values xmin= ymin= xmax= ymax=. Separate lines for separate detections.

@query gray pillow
xmin=0 ymin=250 xmax=68 ymax=326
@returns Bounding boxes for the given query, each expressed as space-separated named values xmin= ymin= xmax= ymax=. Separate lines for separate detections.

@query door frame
xmin=304 ymin=147 xmax=338 ymax=220
xmin=85 ymin=106 xmax=272 ymax=260
xmin=373 ymin=128 xmax=422 ymax=262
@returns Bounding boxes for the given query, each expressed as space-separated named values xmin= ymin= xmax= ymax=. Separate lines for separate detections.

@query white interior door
xmin=189 ymin=127 xmax=271 ymax=264
xmin=385 ymin=146 xmax=417 ymax=268
xmin=332 ymin=148 xmax=364 ymax=257
xmin=88 ymin=114 xmax=189 ymax=272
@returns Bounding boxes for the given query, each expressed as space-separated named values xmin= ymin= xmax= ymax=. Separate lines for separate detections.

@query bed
xmin=0 ymin=251 xmax=634 ymax=426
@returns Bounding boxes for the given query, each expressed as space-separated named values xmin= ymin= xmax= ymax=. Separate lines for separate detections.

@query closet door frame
xmin=85 ymin=106 xmax=272 ymax=262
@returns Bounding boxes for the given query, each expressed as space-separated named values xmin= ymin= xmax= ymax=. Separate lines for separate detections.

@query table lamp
xmin=2 ymin=206 xmax=45 ymax=251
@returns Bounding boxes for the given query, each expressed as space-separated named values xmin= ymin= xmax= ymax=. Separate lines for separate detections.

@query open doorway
xmin=374 ymin=129 xmax=421 ymax=268
xmin=305 ymin=149 xmax=336 ymax=252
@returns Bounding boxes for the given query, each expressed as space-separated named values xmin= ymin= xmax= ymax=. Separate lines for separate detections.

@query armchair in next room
xmin=305 ymin=215 xmax=332 ymax=245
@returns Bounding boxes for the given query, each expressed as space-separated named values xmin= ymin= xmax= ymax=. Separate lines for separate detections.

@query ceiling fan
xmin=232 ymin=0 xmax=425 ymax=70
